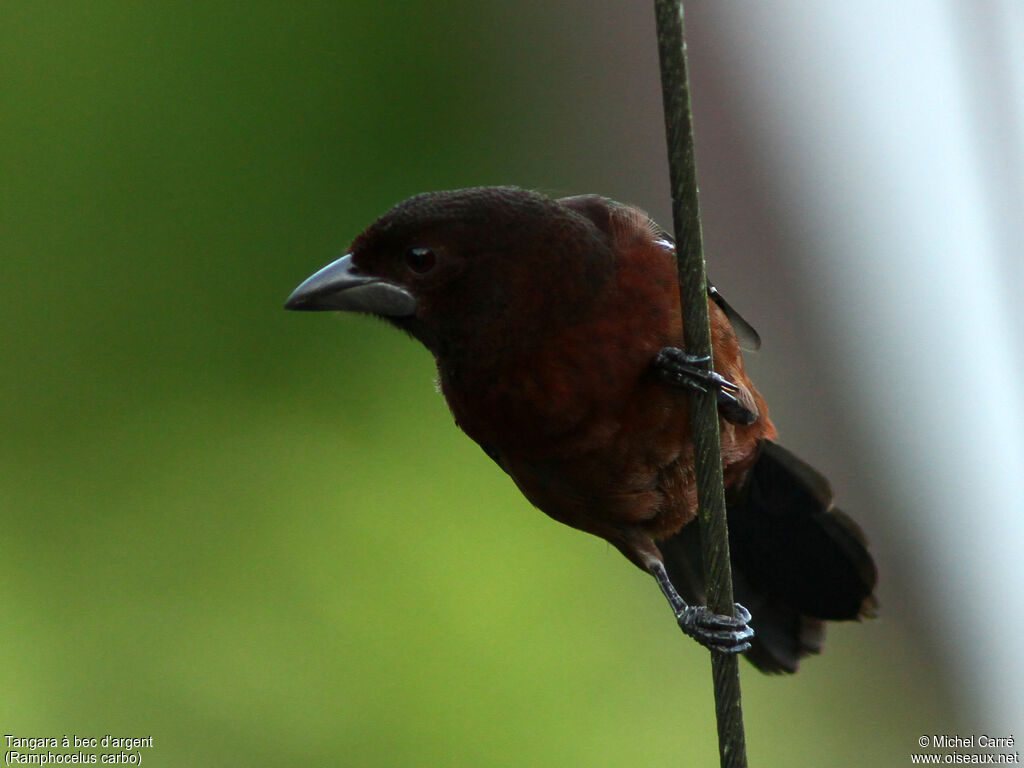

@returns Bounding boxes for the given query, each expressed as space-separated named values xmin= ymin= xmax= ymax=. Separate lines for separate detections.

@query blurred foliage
xmin=1 ymin=3 xmax=953 ymax=766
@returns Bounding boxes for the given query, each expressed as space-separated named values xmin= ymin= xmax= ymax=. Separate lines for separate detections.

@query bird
xmin=285 ymin=185 xmax=877 ymax=673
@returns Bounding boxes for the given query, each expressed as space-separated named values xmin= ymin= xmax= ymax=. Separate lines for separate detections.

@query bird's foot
xmin=653 ymin=347 xmax=757 ymax=425
xmin=653 ymin=347 xmax=722 ymax=393
xmin=676 ymin=603 xmax=754 ymax=654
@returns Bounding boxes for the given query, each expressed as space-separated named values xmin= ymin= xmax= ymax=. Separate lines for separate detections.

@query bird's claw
xmin=653 ymin=347 xmax=757 ymax=425
xmin=653 ymin=348 xmax=719 ymax=393
xmin=676 ymin=603 xmax=754 ymax=654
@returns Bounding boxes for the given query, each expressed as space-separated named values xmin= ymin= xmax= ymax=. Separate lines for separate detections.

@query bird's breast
xmin=438 ymin=310 xmax=698 ymax=539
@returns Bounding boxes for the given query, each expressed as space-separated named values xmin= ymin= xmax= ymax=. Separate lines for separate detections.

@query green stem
xmin=652 ymin=2 xmax=749 ymax=766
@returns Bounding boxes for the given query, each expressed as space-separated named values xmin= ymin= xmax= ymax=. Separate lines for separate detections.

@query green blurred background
xmin=2 ymin=3 xmax=960 ymax=766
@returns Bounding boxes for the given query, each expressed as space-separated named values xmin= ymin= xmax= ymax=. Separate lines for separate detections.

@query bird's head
xmin=285 ymin=186 xmax=618 ymax=359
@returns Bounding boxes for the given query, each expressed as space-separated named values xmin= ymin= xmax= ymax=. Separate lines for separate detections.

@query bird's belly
xmin=500 ymin=398 xmax=699 ymax=542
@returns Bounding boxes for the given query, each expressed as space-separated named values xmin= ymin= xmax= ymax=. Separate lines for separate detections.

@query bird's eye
xmin=404 ymin=247 xmax=437 ymax=274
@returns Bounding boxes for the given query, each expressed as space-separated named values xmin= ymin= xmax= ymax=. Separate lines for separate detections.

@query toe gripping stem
xmin=652 ymin=347 xmax=757 ymax=426
xmin=651 ymin=560 xmax=753 ymax=654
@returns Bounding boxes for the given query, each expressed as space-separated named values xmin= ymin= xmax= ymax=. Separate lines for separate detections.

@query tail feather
xmin=660 ymin=439 xmax=877 ymax=673
xmin=732 ymin=558 xmax=825 ymax=673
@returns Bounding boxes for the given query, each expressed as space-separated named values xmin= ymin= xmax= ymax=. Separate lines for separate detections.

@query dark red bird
xmin=286 ymin=186 xmax=877 ymax=673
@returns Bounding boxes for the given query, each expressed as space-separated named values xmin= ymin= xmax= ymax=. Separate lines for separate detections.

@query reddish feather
xmin=439 ymin=197 xmax=775 ymax=569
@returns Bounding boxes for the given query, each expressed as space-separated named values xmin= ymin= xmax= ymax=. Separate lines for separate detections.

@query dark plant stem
xmin=652 ymin=2 xmax=749 ymax=766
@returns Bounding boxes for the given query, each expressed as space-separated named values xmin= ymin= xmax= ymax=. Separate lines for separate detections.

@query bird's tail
xmin=659 ymin=440 xmax=877 ymax=673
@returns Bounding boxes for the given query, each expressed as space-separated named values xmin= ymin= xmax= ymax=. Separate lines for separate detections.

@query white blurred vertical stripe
xmin=712 ymin=0 xmax=1024 ymax=730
